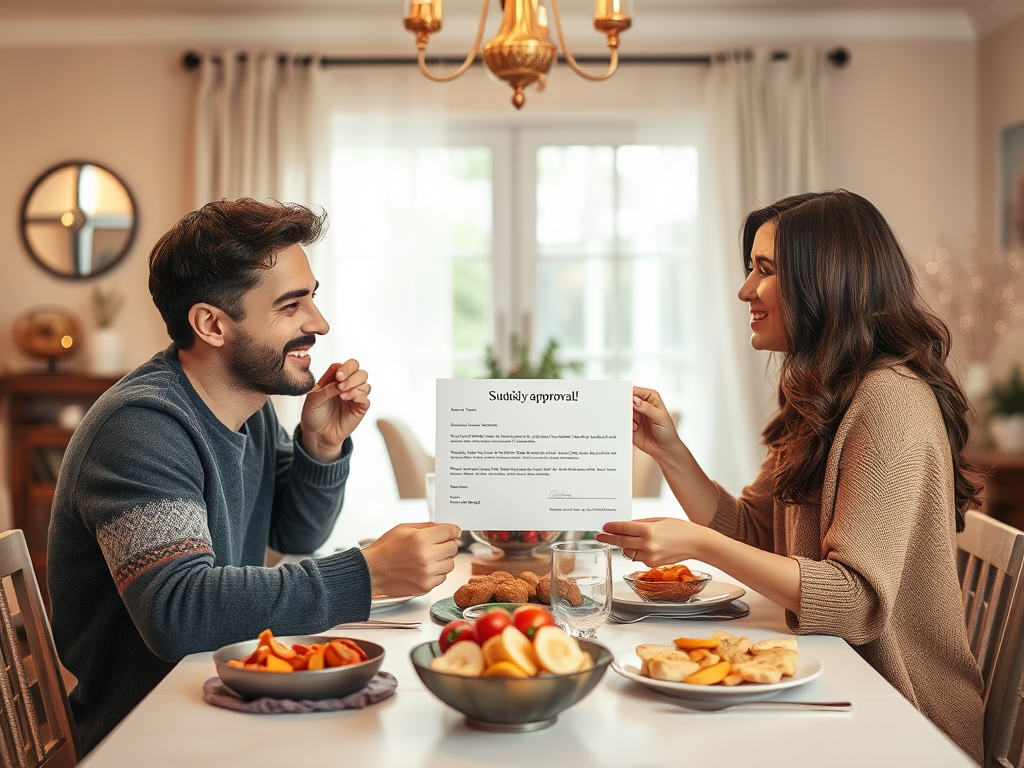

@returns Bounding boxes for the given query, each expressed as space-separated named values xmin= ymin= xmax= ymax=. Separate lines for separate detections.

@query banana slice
xmin=533 ymin=626 xmax=585 ymax=675
xmin=491 ymin=626 xmax=539 ymax=676
xmin=429 ymin=640 xmax=486 ymax=676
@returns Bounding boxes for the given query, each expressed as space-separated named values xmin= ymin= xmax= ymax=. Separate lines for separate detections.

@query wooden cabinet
xmin=969 ymin=447 xmax=1024 ymax=532
xmin=1 ymin=373 xmax=120 ymax=597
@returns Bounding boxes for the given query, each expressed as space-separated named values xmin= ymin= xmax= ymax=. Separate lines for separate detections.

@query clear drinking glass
xmin=550 ymin=541 xmax=612 ymax=638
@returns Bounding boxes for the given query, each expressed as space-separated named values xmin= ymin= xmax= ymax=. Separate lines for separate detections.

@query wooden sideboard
xmin=0 ymin=373 xmax=120 ymax=599
xmin=968 ymin=447 xmax=1024 ymax=532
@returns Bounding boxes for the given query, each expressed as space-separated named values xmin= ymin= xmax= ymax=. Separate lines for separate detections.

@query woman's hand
xmin=596 ymin=517 xmax=706 ymax=567
xmin=631 ymin=386 xmax=681 ymax=460
xmin=598 ymin=517 xmax=803 ymax=614
xmin=300 ymin=359 xmax=370 ymax=463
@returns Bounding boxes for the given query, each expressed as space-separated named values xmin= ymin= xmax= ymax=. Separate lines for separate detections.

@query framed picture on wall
xmin=1000 ymin=120 xmax=1024 ymax=251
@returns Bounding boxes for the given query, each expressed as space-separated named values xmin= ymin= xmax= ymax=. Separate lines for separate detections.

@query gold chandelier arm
xmin=549 ymin=0 xmax=620 ymax=81
xmin=417 ymin=0 xmax=492 ymax=83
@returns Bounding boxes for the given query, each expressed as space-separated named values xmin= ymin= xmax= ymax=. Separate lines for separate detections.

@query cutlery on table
xmin=667 ymin=701 xmax=852 ymax=713
xmin=609 ymin=608 xmax=750 ymax=624
xmin=331 ymin=620 xmax=422 ymax=629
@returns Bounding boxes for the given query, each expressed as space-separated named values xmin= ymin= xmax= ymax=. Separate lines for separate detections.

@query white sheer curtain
xmin=192 ymin=50 xmax=329 ymax=429
xmin=692 ymin=47 xmax=827 ymax=494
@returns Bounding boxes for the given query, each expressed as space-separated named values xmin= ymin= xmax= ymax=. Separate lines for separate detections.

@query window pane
xmin=617 ymin=146 xmax=698 ymax=255
xmin=537 ymin=259 xmax=586 ymax=348
xmin=536 ymin=146 xmax=615 ymax=257
xmin=534 ymin=143 xmax=696 ymax=411
xmin=453 ymin=259 xmax=491 ymax=352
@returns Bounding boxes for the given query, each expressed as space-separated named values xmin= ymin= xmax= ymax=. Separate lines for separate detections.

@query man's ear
xmin=188 ymin=304 xmax=230 ymax=348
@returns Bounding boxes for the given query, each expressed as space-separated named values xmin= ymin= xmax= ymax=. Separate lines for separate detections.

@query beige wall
xmin=827 ymin=40 xmax=977 ymax=260
xmin=0 ymin=46 xmax=190 ymax=375
xmin=979 ymin=16 xmax=1024 ymax=381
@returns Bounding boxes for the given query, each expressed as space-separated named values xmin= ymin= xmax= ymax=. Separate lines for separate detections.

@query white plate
xmin=611 ymin=580 xmax=747 ymax=616
xmin=369 ymin=594 xmax=421 ymax=614
xmin=611 ymin=649 xmax=823 ymax=703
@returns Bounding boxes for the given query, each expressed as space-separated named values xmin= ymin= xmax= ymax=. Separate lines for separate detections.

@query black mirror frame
xmin=19 ymin=159 xmax=138 ymax=280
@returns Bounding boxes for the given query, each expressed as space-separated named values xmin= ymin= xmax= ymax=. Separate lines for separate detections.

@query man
xmin=47 ymin=198 xmax=461 ymax=754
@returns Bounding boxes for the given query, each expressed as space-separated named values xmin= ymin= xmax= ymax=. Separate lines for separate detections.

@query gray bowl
xmin=410 ymin=639 xmax=611 ymax=732
xmin=213 ymin=635 xmax=384 ymax=700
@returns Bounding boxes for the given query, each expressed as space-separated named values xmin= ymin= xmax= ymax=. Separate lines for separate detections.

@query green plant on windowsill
xmin=986 ymin=365 xmax=1024 ymax=416
xmin=483 ymin=334 xmax=582 ymax=379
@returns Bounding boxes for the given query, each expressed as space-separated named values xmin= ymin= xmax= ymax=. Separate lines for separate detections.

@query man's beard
xmin=229 ymin=327 xmax=316 ymax=397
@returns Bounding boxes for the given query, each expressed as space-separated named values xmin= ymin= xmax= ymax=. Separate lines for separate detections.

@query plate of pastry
xmin=611 ymin=632 xmax=822 ymax=704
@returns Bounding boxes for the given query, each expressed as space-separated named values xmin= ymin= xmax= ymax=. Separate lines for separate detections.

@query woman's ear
xmin=188 ymin=303 xmax=229 ymax=348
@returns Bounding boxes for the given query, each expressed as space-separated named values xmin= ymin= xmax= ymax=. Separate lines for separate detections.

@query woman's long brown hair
xmin=741 ymin=190 xmax=981 ymax=531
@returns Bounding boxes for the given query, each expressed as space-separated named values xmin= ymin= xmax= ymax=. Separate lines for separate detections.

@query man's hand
xmin=300 ymin=360 xmax=370 ymax=463
xmin=361 ymin=523 xmax=462 ymax=598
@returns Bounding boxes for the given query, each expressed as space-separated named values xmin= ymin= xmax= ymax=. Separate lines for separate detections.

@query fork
xmin=331 ymin=620 xmax=422 ymax=629
xmin=609 ymin=611 xmax=742 ymax=624
xmin=666 ymin=700 xmax=852 ymax=713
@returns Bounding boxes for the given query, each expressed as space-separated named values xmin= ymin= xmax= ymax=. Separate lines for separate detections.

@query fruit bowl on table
xmin=624 ymin=570 xmax=712 ymax=603
xmin=213 ymin=636 xmax=384 ymax=700
xmin=410 ymin=638 xmax=611 ymax=732
xmin=470 ymin=530 xmax=561 ymax=555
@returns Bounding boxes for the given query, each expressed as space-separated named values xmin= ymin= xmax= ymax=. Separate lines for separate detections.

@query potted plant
xmin=89 ymin=284 xmax=125 ymax=375
xmin=483 ymin=334 xmax=582 ymax=379
xmin=986 ymin=365 xmax=1024 ymax=452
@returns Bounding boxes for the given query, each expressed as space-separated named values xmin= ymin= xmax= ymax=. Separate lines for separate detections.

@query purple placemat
xmin=202 ymin=672 xmax=397 ymax=713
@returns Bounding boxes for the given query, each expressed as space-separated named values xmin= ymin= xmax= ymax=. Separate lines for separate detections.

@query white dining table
xmin=79 ymin=498 xmax=976 ymax=768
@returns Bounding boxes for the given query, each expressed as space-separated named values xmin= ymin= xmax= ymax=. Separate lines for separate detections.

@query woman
xmin=597 ymin=190 xmax=984 ymax=764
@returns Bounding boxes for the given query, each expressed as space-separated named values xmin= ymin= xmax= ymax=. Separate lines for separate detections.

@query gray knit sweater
xmin=712 ymin=366 xmax=984 ymax=764
xmin=47 ymin=349 xmax=372 ymax=754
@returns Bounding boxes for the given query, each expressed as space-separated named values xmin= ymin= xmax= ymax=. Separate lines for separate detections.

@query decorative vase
xmin=990 ymin=415 xmax=1024 ymax=453
xmin=88 ymin=327 xmax=123 ymax=376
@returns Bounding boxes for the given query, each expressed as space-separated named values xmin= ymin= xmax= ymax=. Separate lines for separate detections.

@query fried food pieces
xmin=638 ymin=632 xmax=799 ymax=686
xmin=226 ymin=629 xmax=369 ymax=673
xmin=452 ymin=570 xmax=564 ymax=609
xmin=636 ymin=563 xmax=700 ymax=582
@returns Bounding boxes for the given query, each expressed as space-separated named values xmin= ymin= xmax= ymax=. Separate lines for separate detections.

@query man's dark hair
xmin=148 ymin=198 xmax=326 ymax=349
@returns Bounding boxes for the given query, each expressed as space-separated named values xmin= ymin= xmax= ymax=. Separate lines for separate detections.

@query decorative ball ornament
xmin=13 ymin=308 xmax=81 ymax=372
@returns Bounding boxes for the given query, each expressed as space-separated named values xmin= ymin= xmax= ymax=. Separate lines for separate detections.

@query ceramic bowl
xmin=410 ymin=638 xmax=611 ymax=732
xmin=213 ymin=635 xmax=384 ymax=700
xmin=623 ymin=570 xmax=713 ymax=603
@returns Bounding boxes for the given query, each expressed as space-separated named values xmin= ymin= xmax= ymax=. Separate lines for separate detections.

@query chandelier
xmin=403 ymin=0 xmax=632 ymax=110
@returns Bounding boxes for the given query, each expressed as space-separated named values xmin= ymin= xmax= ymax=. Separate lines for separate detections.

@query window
xmin=317 ymin=122 xmax=699 ymax=507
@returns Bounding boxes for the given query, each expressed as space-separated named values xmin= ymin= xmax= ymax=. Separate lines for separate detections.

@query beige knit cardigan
xmin=711 ymin=366 xmax=984 ymax=764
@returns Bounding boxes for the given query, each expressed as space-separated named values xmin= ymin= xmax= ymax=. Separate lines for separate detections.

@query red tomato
xmin=512 ymin=604 xmax=555 ymax=639
xmin=472 ymin=609 xmax=512 ymax=645
xmin=439 ymin=619 xmax=475 ymax=653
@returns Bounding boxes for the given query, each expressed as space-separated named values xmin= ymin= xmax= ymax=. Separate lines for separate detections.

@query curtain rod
xmin=181 ymin=47 xmax=850 ymax=71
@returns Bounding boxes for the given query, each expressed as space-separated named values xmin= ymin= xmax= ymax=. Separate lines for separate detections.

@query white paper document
xmin=434 ymin=379 xmax=633 ymax=531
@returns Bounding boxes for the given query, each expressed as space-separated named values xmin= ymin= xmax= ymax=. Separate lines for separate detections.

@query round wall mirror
xmin=20 ymin=161 xmax=136 ymax=279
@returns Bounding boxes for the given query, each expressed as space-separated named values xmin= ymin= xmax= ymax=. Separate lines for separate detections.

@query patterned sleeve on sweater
xmin=76 ymin=406 xmax=370 ymax=660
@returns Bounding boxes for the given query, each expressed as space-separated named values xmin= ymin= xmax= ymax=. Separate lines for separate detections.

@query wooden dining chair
xmin=0 ymin=529 xmax=80 ymax=768
xmin=985 ymin=576 xmax=1024 ymax=768
xmin=377 ymin=417 xmax=435 ymax=499
xmin=958 ymin=510 xmax=1024 ymax=693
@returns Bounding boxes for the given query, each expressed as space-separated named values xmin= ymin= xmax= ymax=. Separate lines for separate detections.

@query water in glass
xmin=550 ymin=541 xmax=612 ymax=638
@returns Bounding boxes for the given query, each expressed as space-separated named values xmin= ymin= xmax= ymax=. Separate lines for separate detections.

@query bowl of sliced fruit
xmin=410 ymin=605 xmax=611 ymax=732
xmin=624 ymin=563 xmax=712 ymax=603
xmin=214 ymin=629 xmax=384 ymax=700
